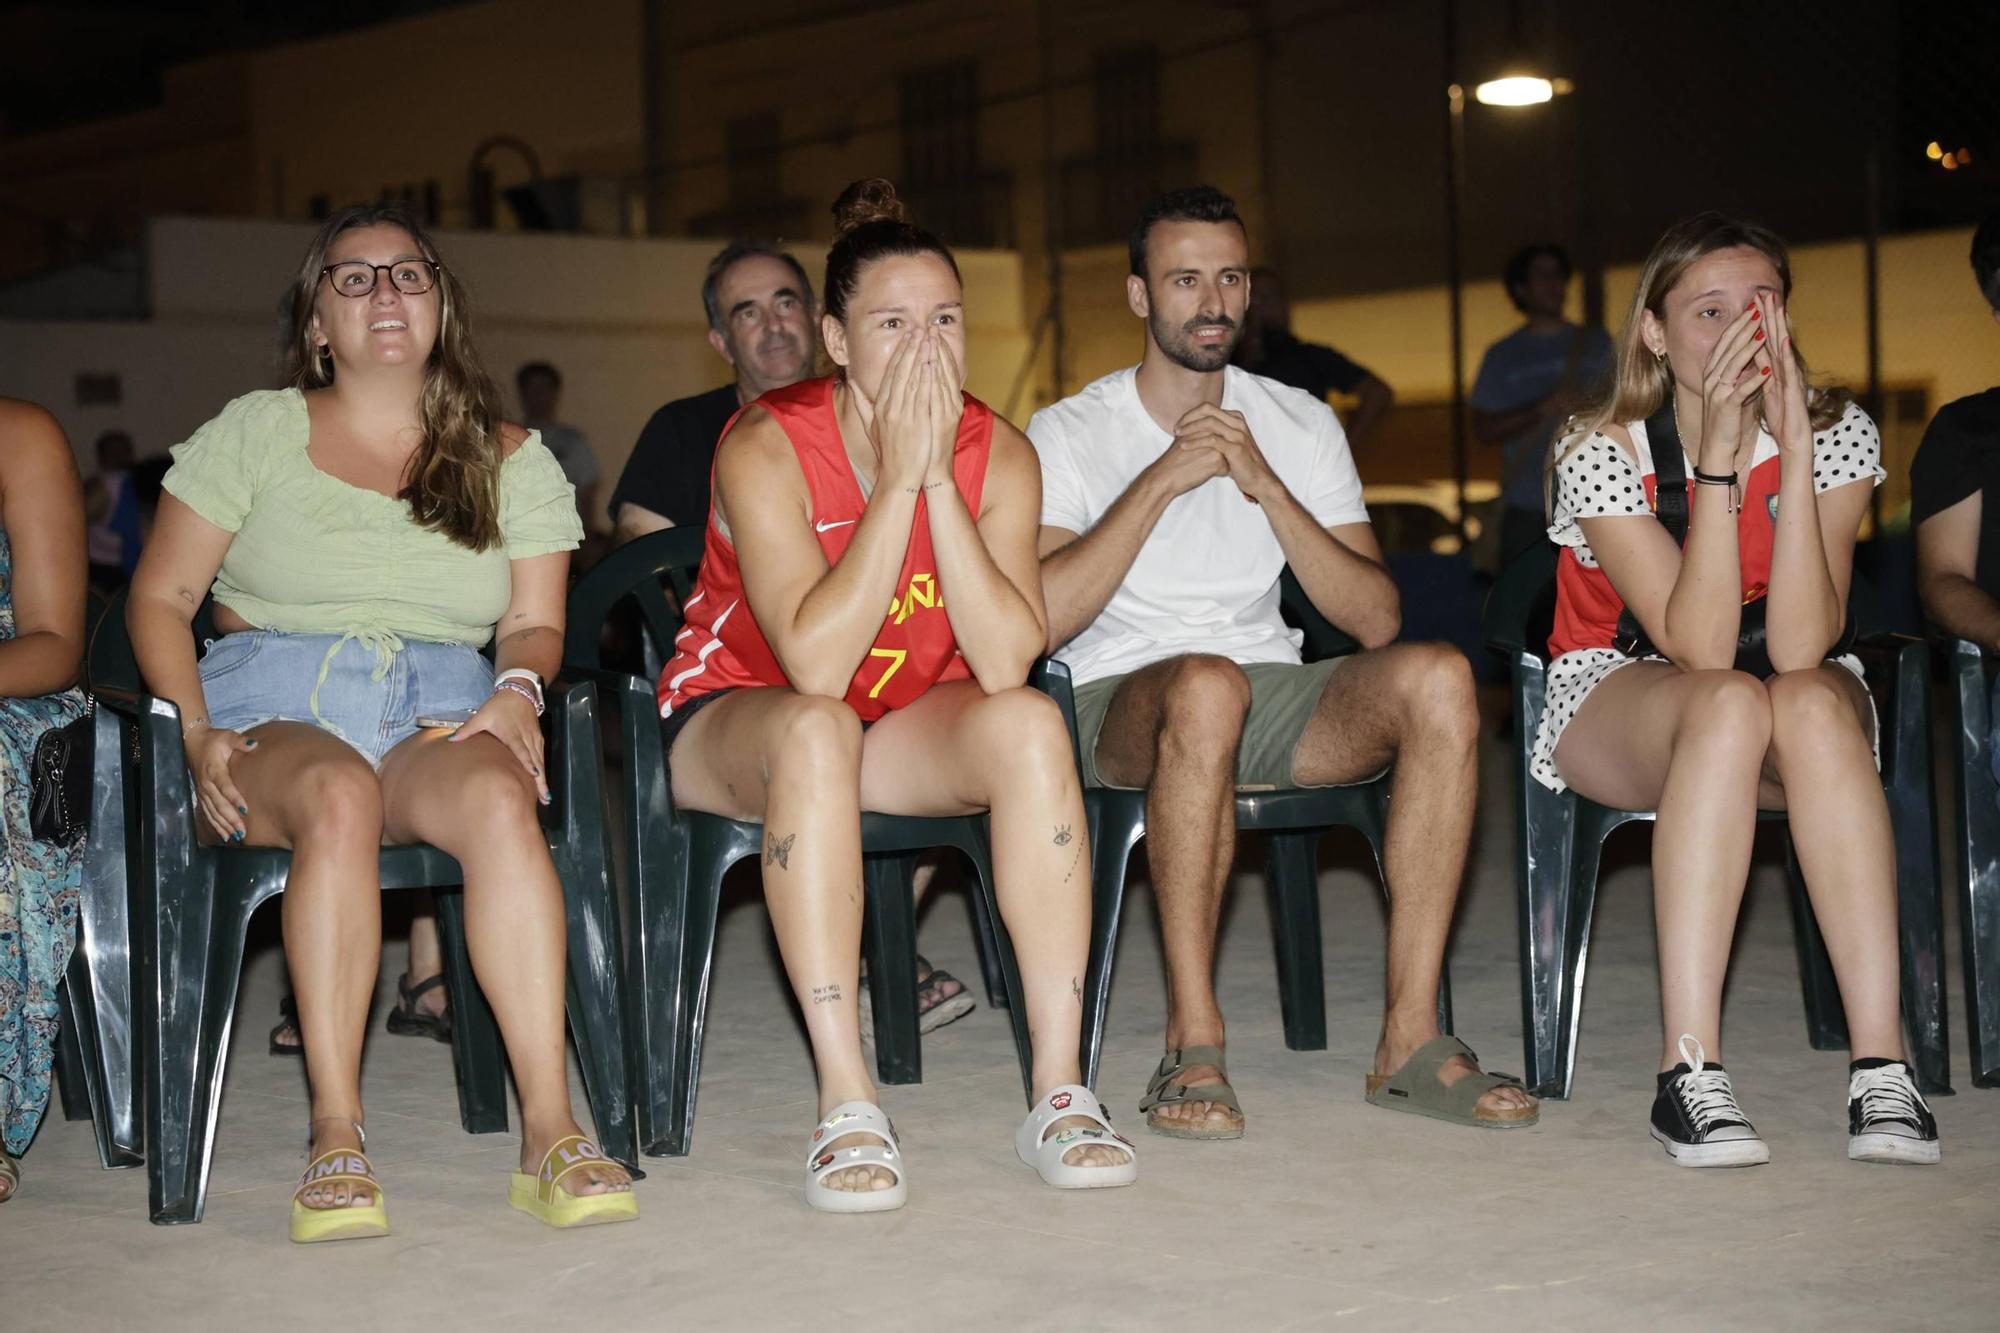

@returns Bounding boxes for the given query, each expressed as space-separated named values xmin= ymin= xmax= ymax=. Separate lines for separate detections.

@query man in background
xmin=1470 ymin=243 xmax=1612 ymax=562
xmin=1233 ymin=266 xmax=1394 ymax=448
xmin=610 ymin=242 xmax=818 ymax=543
xmin=517 ymin=361 xmax=601 ymax=535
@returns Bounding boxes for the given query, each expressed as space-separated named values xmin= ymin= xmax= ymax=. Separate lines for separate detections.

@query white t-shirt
xmin=1029 ymin=365 xmax=1371 ymax=686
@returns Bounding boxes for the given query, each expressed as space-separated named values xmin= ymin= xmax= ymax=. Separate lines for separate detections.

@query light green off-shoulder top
xmin=162 ymin=388 xmax=582 ymax=650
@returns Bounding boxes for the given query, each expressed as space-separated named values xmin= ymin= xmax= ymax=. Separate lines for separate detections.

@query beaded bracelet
xmin=494 ymin=678 xmax=544 ymax=716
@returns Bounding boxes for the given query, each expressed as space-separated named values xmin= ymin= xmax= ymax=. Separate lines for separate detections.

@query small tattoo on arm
xmin=811 ymin=983 xmax=842 ymax=1006
xmin=1053 ymin=824 xmax=1072 ymax=847
xmin=765 ymin=832 xmax=796 ymax=869
xmin=1071 ymin=976 xmax=1082 ymax=1004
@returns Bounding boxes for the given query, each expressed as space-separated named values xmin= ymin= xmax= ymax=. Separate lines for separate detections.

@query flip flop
xmin=0 ymin=1149 xmax=18 ymax=1203
xmin=804 ymin=1101 xmax=906 ymax=1214
xmin=508 ymin=1134 xmax=639 ymax=1228
xmin=1365 ymin=1034 xmax=1539 ymax=1129
xmin=385 ymin=972 xmax=452 ymax=1044
xmin=1140 ymin=1045 xmax=1245 ymax=1140
xmin=290 ymin=1126 xmax=390 ymax=1244
xmin=1016 ymin=1085 xmax=1138 ymax=1189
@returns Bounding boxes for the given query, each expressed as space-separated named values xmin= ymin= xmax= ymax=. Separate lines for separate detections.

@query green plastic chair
xmin=1946 ymin=640 xmax=2000 ymax=1087
xmin=1481 ymin=544 xmax=1951 ymax=1099
xmin=562 ymin=529 xmax=1032 ymax=1158
xmin=1035 ymin=570 xmax=1451 ymax=1089
xmin=90 ymin=591 xmax=639 ymax=1223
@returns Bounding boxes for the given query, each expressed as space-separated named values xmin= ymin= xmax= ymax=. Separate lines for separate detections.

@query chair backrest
xmin=1277 ymin=568 xmax=1361 ymax=663
xmin=88 ymin=588 xmax=222 ymax=695
xmin=1480 ymin=542 xmax=1559 ymax=659
xmin=562 ymin=528 xmax=705 ymax=671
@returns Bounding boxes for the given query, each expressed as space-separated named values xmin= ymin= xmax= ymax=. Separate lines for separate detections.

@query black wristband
xmin=1692 ymin=468 xmax=1737 ymax=486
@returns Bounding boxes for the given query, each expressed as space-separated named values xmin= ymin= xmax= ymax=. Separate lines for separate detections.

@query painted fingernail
xmin=246 ymin=739 xmax=259 ymax=748
xmin=1761 ymin=366 xmax=1771 ymax=376
xmin=1754 ymin=328 xmax=1764 ymax=340
xmin=1748 ymin=303 xmax=1759 ymax=315
xmin=238 ymin=805 xmax=248 ymax=814
xmin=530 ymin=765 xmax=541 ymax=776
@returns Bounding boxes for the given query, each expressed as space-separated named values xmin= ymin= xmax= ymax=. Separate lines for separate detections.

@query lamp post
xmin=1441 ymin=0 xmax=1569 ymax=542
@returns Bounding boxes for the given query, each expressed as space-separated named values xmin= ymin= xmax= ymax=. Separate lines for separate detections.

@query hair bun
xmin=832 ymin=178 xmax=908 ymax=237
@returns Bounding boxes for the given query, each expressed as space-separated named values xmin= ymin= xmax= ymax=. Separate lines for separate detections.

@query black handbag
xmin=28 ymin=702 xmax=92 ymax=846
xmin=1611 ymin=400 xmax=1854 ymax=677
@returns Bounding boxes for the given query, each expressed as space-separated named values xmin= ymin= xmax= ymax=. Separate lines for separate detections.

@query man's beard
xmin=1150 ymin=309 xmax=1239 ymax=372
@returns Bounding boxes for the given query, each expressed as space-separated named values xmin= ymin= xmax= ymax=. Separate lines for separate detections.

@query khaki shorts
xmin=1072 ymin=657 xmax=1346 ymax=791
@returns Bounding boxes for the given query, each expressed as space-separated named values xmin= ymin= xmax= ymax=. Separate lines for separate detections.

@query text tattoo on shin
xmin=812 ymin=983 xmax=842 ymax=1006
xmin=766 ymin=832 xmax=796 ymax=869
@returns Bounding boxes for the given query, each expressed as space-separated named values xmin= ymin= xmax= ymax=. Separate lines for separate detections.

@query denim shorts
xmin=198 ymin=630 xmax=494 ymax=768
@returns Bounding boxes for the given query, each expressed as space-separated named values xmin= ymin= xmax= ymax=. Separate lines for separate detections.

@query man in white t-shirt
xmin=1032 ymin=186 xmax=1536 ymax=1138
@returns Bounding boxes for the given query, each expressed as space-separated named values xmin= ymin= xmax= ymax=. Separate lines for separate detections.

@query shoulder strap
xmin=1643 ymin=399 xmax=1689 ymax=546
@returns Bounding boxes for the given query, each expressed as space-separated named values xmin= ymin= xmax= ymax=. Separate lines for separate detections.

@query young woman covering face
xmin=658 ymin=178 xmax=1136 ymax=1211
xmin=127 ymin=206 xmax=636 ymax=1241
xmin=1537 ymin=213 xmax=1938 ymax=1169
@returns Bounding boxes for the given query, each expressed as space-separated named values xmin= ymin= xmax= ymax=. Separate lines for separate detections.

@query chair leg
xmin=1266 ymin=830 xmax=1327 ymax=1052
xmin=863 ymin=854 xmax=922 ymax=1085
xmin=1883 ymin=642 xmax=1951 ymax=1095
xmin=956 ymin=823 xmax=1034 ymax=1103
xmin=662 ymin=834 xmax=736 ymax=1157
xmin=1784 ymin=835 xmax=1850 ymax=1052
xmin=966 ymin=854 xmax=1011 ymax=1010
xmin=1081 ymin=793 xmax=1144 ymax=1089
xmin=559 ymin=866 xmax=641 ymax=1173
xmin=1952 ymin=647 xmax=2000 ymax=1087
xmin=434 ymin=889 xmax=509 ymax=1136
xmin=145 ymin=879 xmax=252 ymax=1225
xmin=54 ymin=979 xmax=93 ymax=1123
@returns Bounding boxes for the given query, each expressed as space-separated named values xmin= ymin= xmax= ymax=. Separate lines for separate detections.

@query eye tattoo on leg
xmin=1060 ymin=838 xmax=1084 ymax=885
xmin=766 ymin=832 xmax=796 ymax=869
xmin=1053 ymin=824 xmax=1073 ymax=846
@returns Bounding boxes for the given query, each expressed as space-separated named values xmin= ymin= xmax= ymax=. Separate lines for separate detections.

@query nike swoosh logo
xmin=814 ymin=519 xmax=857 ymax=532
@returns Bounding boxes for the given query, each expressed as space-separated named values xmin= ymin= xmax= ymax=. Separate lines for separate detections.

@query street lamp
xmin=1441 ymin=2 xmax=1569 ymax=543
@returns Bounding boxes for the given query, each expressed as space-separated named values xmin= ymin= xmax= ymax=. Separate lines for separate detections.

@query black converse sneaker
xmin=1847 ymin=1058 xmax=1941 ymax=1164
xmin=1648 ymin=1035 xmax=1770 ymax=1168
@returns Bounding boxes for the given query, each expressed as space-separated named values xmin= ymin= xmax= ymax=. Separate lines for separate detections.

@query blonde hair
xmin=285 ymin=204 xmax=505 ymax=551
xmin=1548 ymin=212 xmax=1851 ymax=512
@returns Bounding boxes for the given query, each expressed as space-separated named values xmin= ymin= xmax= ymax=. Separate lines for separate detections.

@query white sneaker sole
xmin=1650 ymin=1125 xmax=1771 ymax=1167
xmin=1848 ymin=1132 xmax=1941 ymax=1165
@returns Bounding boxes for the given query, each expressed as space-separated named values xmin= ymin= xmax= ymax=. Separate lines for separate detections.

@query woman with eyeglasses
xmin=127 ymin=205 xmax=636 ymax=1241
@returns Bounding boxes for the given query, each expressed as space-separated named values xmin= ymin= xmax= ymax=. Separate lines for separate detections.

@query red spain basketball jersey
xmin=658 ymin=376 xmax=992 ymax=722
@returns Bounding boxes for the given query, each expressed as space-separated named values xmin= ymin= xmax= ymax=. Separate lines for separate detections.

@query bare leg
xmin=1763 ymin=667 xmax=1904 ymax=1061
xmin=1287 ymin=643 xmax=1530 ymax=1113
xmin=374 ymin=732 xmax=628 ymax=1197
xmin=860 ymin=681 xmax=1123 ymax=1168
xmin=225 ymin=723 xmax=386 ymax=1212
xmin=1091 ymin=654 xmax=1248 ymax=1134
xmin=1556 ymin=665 xmax=1772 ymax=1070
xmin=671 ymin=689 xmax=889 ymax=1193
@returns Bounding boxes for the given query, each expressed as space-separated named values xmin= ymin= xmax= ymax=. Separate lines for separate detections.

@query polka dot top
xmin=1544 ymin=400 xmax=1884 ymax=660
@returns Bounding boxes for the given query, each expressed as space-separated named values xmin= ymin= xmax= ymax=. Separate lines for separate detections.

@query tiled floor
xmin=11 ymin=722 xmax=1999 ymax=1330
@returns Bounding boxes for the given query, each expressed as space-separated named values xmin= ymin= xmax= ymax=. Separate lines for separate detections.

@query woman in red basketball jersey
xmin=1538 ymin=215 xmax=1936 ymax=1170
xmin=659 ymin=179 xmax=1136 ymax=1211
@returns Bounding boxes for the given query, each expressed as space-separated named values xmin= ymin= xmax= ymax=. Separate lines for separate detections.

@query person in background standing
xmin=1471 ymin=243 xmax=1614 ymax=563
xmin=85 ymin=429 xmax=143 ymax=590
xmin=1233 ymin=267 xmax=1394 ymax=449
xmin=517 ymin=362 xmax=600 ymax=537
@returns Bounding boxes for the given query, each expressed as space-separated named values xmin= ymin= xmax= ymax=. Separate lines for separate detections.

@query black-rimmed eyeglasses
xmin=319 ymin=259 xmax=441 ymax=297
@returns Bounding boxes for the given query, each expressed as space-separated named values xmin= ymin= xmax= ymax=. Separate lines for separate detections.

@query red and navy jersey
xmin=658 ymin=376 xmax=993 ymax=722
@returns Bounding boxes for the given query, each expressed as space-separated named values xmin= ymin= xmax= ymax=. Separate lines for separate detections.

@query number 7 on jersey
xmin=865 ymin=647 xmax=907 ymax=700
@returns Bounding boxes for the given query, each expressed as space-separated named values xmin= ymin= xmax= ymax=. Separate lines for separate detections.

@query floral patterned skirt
xmin=1 ymin=688 xmax=88 ymax=1154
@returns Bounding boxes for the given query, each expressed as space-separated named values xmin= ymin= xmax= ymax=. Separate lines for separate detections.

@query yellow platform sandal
xmin=290 ymin=1121 xmax=390 ymax=1244
xmin=508 ymin=1134 xmax=639 ymax=1229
